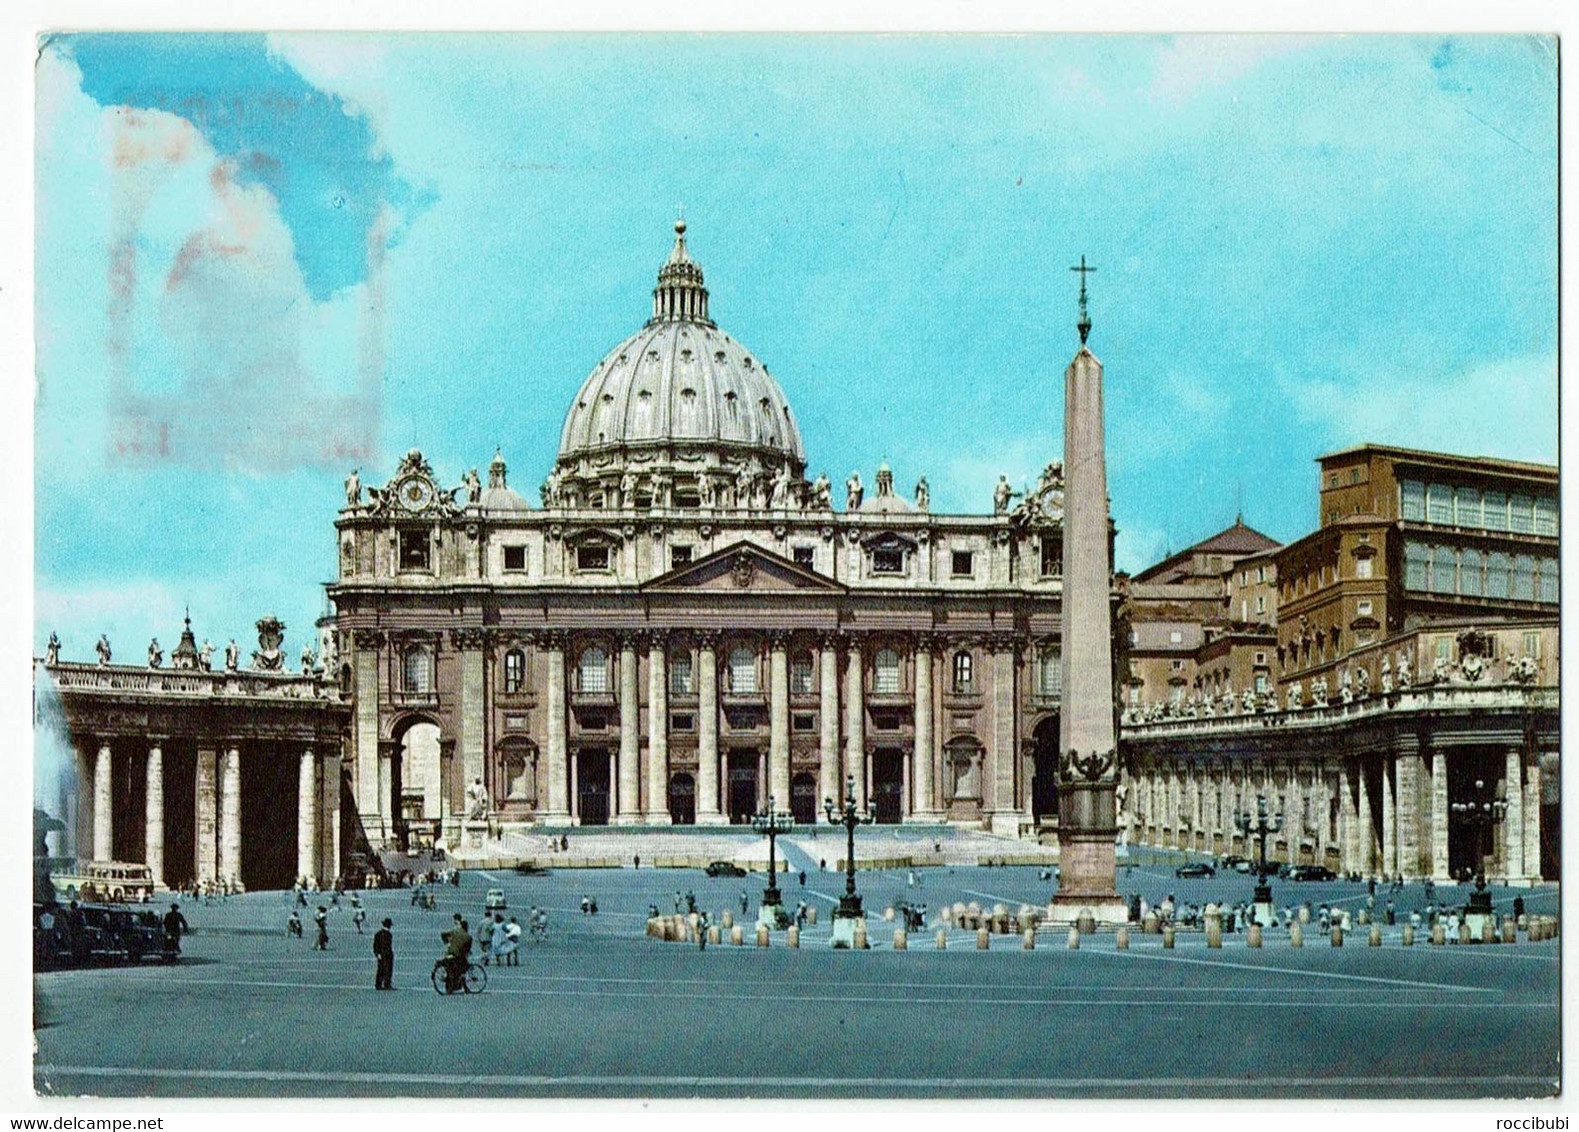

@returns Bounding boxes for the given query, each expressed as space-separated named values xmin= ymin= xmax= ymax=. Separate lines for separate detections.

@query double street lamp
xmin=1234 ymin=794 xmax=1284 ymax=913
xmin=750 ymin=795 xmax=794 ymax=912
xmin=1451 ymin=777 xmax=1507 ymax=920
xmin=824 ymin=774 xmax=875 ymax=921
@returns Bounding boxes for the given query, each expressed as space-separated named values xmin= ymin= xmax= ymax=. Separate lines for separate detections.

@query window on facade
xmin=1169 ymin=630 xmax=1183 ymax=644
xmin=1404 ymin=542 xmax=1428 ymax=590
xmin=1523 ymin=631 xmax=1541 ymax=660
xmin=504 ymin=649 xmax=526 ymax=693
xmin=503 ymin=545 xmax=527 ymax=572
xmin=1509 ymin=494 xmax=1534 ymax=535
xmin=671 ymin=713 xmax=694 ymax=732
xmin=399 ymin=530 xmax=431 ymax=571
xmin=577 ymin=544 xmax=610 ymax=571
xmin=1538 ymin=558 xmax=1558 ymax=604
xmin=790 ymin=654 xmax=814 ymax=694
xmin=874 ymin=649 xmax=901 ymax=694
xmin=1454 ymin=487 xmax=1481 ymax=528
xmin=1040 ymin=537 xmax=1061 ymax=577
xmin=578 ymin=647 xmax=608 ymax=693
xmin=872 ymin=547 xmax=905 ymax=574
xmin=953 ymin=651 xmax=973 ymax=692
xmin=1400 ymin=479 xmax=1426 ymax=521
xmin=1254 ymin=651 xmax=1268 ymax=665
xmin=1357 ymin=600 xmax=1373 ymax=617
xmin=1255 ymin=673 xmax=1269 ymax=694
xmin=1512 ymin=555 xmax=1536 ymax=601
xmin=402 ymin=644 xmax=433 ymax=693
xmin=1170 ymin=659 xmax=1185 ymax=672
xmin=793 ymin=712 xmax=816 ymax=731
xmin=1459 ymin=549 xmax=1483 ymax=596
xmin=1355 ymin=556 xmax=1373 ymax=579
xmin=729 ymin=647 xmax=758 ymax=693
xmin=1483 ymin=491 xmax=1508 ymax=531
xmin=1486 ymin=552 xmax=1510 ymax=598
xmin=1426 ymin=483 xmax=1453 ymax=525
xmin=1256 ymin=595 xmax=1268 ymax=616
xmin=952 ymin=550 xmax=974 ymax=577
xmin=1429 ymin=546 xmax=1456 ymax=594
xmin=1435 ymin=637 xmax=1451 ymax=664
xmin=670 ymin=546 xmax=693 ymax=568
xmin=1534 ymin=496 xmax=1558 ymax=537
xmin=670 ymin=653 xmax=694 ymax=695
xmin=792 ymin=546 xmax=815 ymax=568
xmin=1039 ymin=649 xmax=1061 ymax=697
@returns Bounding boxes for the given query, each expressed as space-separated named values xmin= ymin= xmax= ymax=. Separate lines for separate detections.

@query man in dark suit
xmin=373 ymin=917 xmax=394 ymax=990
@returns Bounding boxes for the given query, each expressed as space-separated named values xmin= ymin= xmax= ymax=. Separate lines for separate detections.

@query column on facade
xmin=1381 ymin=756 xmax=1398 ymax=880
xmin=297 ymin=747 xmax=318 ymax=884
xmin=844 ymin=634 xmax=866 ymax=809
xmin=615 ymin=635 xmax=641 ymax=823
xmin=1355 ymin=758 xmax=1374 ymax=876
xmin=321 ymin=751 xmax=342 ymax=884
xmin=818 ymin=635 xmax=841 ymax=807
xmin=92 ymin=741 xmax=113 ymax=861
xmin=1287 ymin=763 xmax=1304 ymax=861
xmin=696 ymin=634 xmax=724 ymax=824
xmin=768 ymin=633 xmax=790 ymax=811
xmin=646 ymin=637 xmax=670 ymax=823
xmin=458 ymin=632 xmax=487 ymax=808
xmin=1503 ymin=747 xmax=1525 ymax=883
xmin=1430 ymin=749 xmax=1449 ymax=880
xmin=1332 ymin=763 xmax=1348 ymax=870
xmin=195 ymin=748 xmax=218 ymax=884
xmin=1169 ymin=763 xmax=1182 ymax=849
xmin=543 ymin=634 xmax=571 ymax=820
xmin=988 ymin=637 xmax=1019 ymax=835
xmin=1523 ymin=753 xmax=1542 ymax=884
xmin=219 ymin=744 xmax=242 ymax=886
xmin=144 ymin=743 xmax=164 ymax=888
xmin=352 ymin=631 xmax=382 ymax=821
xmin=1396 ymin=744 xmax=1425 ymax=879
xmin=909 ymin=635 xmax=940 ymax=821
xmin=377 ymin=740 xmax=394 ymax=831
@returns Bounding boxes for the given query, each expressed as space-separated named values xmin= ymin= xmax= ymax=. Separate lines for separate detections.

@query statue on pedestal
xmin=698 ymin=475 xmax=715 ymax=509
xmin=845 ymin=471 xmax=864 ymax=510
xmin=44 ymin=632 xmax=59 ymax=666
xmin=811 ymin=472 xmax=832 ymax=510
xmin=1339 ymin=669 xmax=1353 ymax=704
xmin=770 ymin=464 xmax=792 ymax=509
xmin=915 ymin=476 xmax=930 ymax=512
xmin=95 ymin=634 xmax=111 ymax=666
xmin=344 ymin=469 xmax=361 ymax=508
xmin=147 ymin=639 xmax=163 ymax=668
xmin=736 ymin=465 xmax=756 ymax=511
xmin=199 ymin=640 xmax=215 ymax=671
xmin=1396 ymin=653 xmax=1412 ymax=689
xmin=1311 ymin=676 xmax=1329 ymax=708
xmin=620 ymin=471 xmax=638 ymax=509
xmin=1355 ymin=666 xmax=1371 ymax=698
xmin=300 ymin=645 xmax=316 ymax=675
xmin=1380 ymin=655 xmax=1393 ymax=693
xmin=993 ymin=475 xmax=1014 ymax=514
xmin=465 ymin=777 xmax=490 ymax=821
xmin=464 ymin=468 xmax=482 ymax=504
xmin=1287 ymin=682 xmax=1303 ymax=711
xmin=225 ymin=638 xmax=241 ymax=672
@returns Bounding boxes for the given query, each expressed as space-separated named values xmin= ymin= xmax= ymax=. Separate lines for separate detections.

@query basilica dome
xmin=550 ymin=221 xmax=806 ymax=507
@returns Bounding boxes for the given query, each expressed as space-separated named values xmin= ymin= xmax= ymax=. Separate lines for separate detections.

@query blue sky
xmin=34 ymin=33 xmax=1557 ymax=661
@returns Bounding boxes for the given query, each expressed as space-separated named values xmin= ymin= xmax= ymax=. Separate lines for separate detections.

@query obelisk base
xmin=1046 ymin=834 xmax=1129 ymax=927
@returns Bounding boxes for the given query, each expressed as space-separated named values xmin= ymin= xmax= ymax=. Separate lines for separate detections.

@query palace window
xmin=1038 ymin=648 xmax=1061 ymax=697
xmin=1400 ymin=479 xmax=1426 ymax=522
xmin=729 ymin=647 xmax=758 ymax=694
xmin=1357 ymin=600 xmax=1372 ymax=617
xmin=1509 ymin=494 xmax=1534 ymax=535
xmin=1460 ymin=549 xmax=1483 ymax=597
xmin=670 ymin=546 xmax=693 ymax=568
xmin=1523 ymin=631 xmax=1541 ymax=660
xmin=1538 ymin=558 xmax=1558 ymax=604
xmin=1486 ymin=552 xmax=1511 ymax=598
xmin=1512 ymin=555 xmax=1536 ymax=601
xmin=1040 ymin=536 xmax=1061 ymax=578
xmin=578 ymin=647 xmax=609 ymax=694
xmin=398 ymin=529 xmax=431 ymax=572
xmin=1429 ymin=546 xmax=1456 ymax=594
xmin=792 ymin=546 xmax=815 ymax=569
xmin=1534 ymin=496 xmax=1558 ymax=537
xmin=790 ymin=654 xmax=814 ymax=695
xmin=953 ymin=651 xmax=974 ymax=693
xmin=576 ymin=544 xmax=611 ymax=572
xmin=874 ymin=649 xmax=901 ymax=694
xmin=670 ymin=653 xmax=694 ymax=695
xmin=1404 ymin=542 xmax=1428 ymax=590
xmin=872 ymin=547 xmax=905 ymax=574
xmin=952 ymin=550 xmax=974 ymax=577
xmin=1355 ymin=556 xmax=1373 ymax=579
xmin=1483 ymin=491 xmax=1508 ymax=531
xmin=504 ymin=649 xmax=526 ymax=694
xmin=1254 ymin=673 xmax=1269 ymax=694
xmin=1454 ymin=487 xmax=1481 ymax=528
xmin=402 ymin=643 xmax=433 ymax=694
xmin=503 ymin=545 xmax=527 ymax=572
xmin=1426 ymin=483 xmax=1453 ymax=525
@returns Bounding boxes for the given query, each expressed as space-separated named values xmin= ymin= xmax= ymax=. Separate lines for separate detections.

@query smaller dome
xmin=479 ymin=486 xmax=531 ymax=512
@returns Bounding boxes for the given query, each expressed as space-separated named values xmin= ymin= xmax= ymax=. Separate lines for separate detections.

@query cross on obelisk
xmin=1070 ymin=255 xmax=1096 ymax=344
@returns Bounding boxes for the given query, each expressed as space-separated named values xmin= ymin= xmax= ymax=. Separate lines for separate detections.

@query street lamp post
xmin=1450 ymin=777 xmax=1507 ymax=935
xmin=1234 ymin=794 xmax=1284 ymax=926
xmin=824 ymin=774 xmax=875 ymax=936
xmin=750 ymin=795 xmax=794 ymax=917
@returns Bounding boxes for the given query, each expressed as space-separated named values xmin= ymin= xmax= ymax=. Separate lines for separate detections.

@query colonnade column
xmin=321 ymin=751 xmax=342 ymax=884
xmin=542 ymin=633 xmax=571 ymax=821
xmin=768 ymin=633 xmax=790 ymax=811
xmin=144 ymin=744 xmax=164 ymax=888
xmin=696 ymin=633 xmax=724 ymax=824
xmin=1430 ymin=749 xmax=1449 ymax=880
xmin=219 ymin=744 xmax=242 ymax=886
xmin=909 ymin=635 xmax=940 ymax=821
xmin=1396 ymin=746 xmax=1424 ymax=879
xmin=818 ymin=635 xmax=841 ymax=806
xmin=1381 ymin=757 xmax=1398 ymax=880
xmin=844 ymin=635 xmax=866 ymax=809
xmin=195 ymin=748 xmax=217 ymax=884
xmin=646 ymin=638 xmax=670 ymax=824
xmin=988 ymin=636 xmax=1019 ymax=836
xmin=1503 ymin=747 xmax=1524 ymax=883
xmin=93 ymin=742 xmax=113 ymax=861
xmin=297 ymin=747 xmax=318 ymax=884
xmin=615 ymin=635 xmax=641 ymax=824
xmin=1355 ymin=758 xmax=1374 ymax=875
xmin=1523 ymin=754 xmax=1542 ymax=884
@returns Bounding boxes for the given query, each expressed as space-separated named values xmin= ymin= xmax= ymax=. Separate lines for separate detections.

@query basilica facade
xmin=330 ymin=221 xmax=1078 ymax=845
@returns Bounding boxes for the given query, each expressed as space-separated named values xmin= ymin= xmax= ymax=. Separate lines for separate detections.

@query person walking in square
xmin=314 ymin=905 xmax=330 ymax=950
xmin=373 ymin=918 xmax=394 ymax=989
xmin=503 ymin=916 xmax=522 ymax=965
xmin=353 ymin=906 xmax=367 ymax=934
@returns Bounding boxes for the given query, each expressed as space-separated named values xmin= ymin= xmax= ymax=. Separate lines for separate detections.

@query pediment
xmin=642 ymin=541 xmax=846 ymax=593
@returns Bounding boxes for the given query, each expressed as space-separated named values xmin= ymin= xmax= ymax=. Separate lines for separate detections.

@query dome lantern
xmin=652 ymin=217 xmax=712 ymax=326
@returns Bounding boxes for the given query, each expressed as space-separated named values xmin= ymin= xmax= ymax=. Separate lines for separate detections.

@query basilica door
xmin=577 ymin=749 xmax=610 ymax=827
xmin=872 ymin=749 xmax=904 ymax=824
xmin=668 ymin=772 xmax=696 ymax=826
xmin=790 ymin=772 xmax=818 ymax=825
xmin=1031 ymin=715 xmax=1060 ymax=823
xmin=727 ymin=752 xmax=758 ymax=824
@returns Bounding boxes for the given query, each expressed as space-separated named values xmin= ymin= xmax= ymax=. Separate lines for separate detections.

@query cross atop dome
xmin=654 ymin=214 xmax=711 ymax=325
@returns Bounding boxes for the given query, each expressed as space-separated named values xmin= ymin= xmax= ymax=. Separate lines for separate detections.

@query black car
xmin=1175 ymin=862 xmax=1216 ymax=878
xmin=704 ymin=861 xmax=747 ymax=878
xmin=1288 ymin=865 xmax=1338 ymax=882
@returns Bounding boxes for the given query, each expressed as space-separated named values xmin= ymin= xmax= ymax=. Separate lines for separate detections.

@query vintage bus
xmin=49 ymin=860 xmax=155 ymax=903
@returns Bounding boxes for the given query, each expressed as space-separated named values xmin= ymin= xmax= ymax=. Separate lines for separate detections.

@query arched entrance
xmin=1031 ymin=715 xmax=1060 ymax=822
xmin=727 ymin=750 xmax=758 ymax=824
xmin=239 ymin=742 xmax=297 ymax=890
xmin=576 ymin=748 xmax=610 ymax=826
xmin=790 ymin=772 xmax=817 ymax=825
xmin=1447 ymin=749 xmax=1504 ymax=878
xmin=668 ymin=772 xmax=696 ymax=825
xmin=872 ymin=748 xmax=904 ymax=824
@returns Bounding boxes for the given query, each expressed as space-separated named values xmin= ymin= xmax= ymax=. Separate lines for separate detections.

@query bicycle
xmin=431 ymin=957 xmax=488 ymax=994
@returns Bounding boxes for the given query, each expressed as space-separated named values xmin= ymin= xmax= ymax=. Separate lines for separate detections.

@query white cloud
xmin=1150 ymin=35 xmax=1315 ymax=102
xmin=35 ymin=580 xmax=184 ymax=649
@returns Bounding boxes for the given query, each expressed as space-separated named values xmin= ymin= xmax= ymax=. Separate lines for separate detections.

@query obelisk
xmin=1052 ymin=257 xmax=1125 ymax=924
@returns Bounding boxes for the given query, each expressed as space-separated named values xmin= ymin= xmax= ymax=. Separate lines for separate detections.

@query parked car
xmin=1175 ymin=862 xmax=1216 ymax=879
xmin=1288 ymin=865 xmax=1338 ymax=882
xmin=1219 ymin=855 xmax=1251 ymax=872
xmin=705 ymin=861 xmax=747 ymax=878
xmin=485 ymin=888 xmax=508 ymax=911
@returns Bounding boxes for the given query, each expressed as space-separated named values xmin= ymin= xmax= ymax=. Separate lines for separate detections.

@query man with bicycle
xmin=440 ymin=916 xmax=473 ymax=993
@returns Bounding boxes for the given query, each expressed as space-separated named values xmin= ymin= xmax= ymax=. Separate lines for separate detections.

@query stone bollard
xmin=787 ymin=925 xmax=800 ymax=948
xmin=1298 ymin=904 xmax=1310 ymax=924
xmin=1330 ymin=926 xmax=1343 ymax=948
xmin=1431 ymin=923 xmax=1446 ymax=946
xmin=1481 ymin=920 xmax=1496 ymax=945
xmin=1024 ymin=928 xmax=1037 ymax=951
xmin=976 ymin=928 xmax=990 ymax=950
xmin=884 ymin=906 xmax=895 ymax=923
xmin=728 ymin=924 xmax=743 ymax=946
xmin=1115 ymin=927 xmax=1130 ymax=950
xmin=996 ymin=912 xmax=1011 ymax=935
xmin=1143 ymin=912 xmax=1160 ymax=935
xmin=1502 ymin=921 xmax=1517 ymax=945
xmin=1077 ymin=910 xmax=1097 ymax=936
xmin=1369 ymin=924 xmax=1382 ymax=947
xmin=957 ymin=910 xmax=968 ymax=930
xmin=1459 ymin=923 xmax=1472 ymax=945
xmin=1162 ymin=926 xmax=1175 ymax=949
xmin=647 ymin=917 xmax=661 ymax=939
xmin=1517 ymin=913 xmax=1529 ymax=932
xmin=1247 ymin=924 xmax=1263 ymax=948
xmin=1289 ymin=922 xmax=1303 ymax=949
xmin=662 ymin=917 xmax=677 ymax=942
xmin=894 ymin=928 xmax=907 ymax=950
xmin=722 ymin=911 xmax=734 ymax=931
xmin=807 ymin=906 xmax=818 ymax=926
xmin=1065 ymin=927 xmax=1078 ymax=950
xmin=708 ymin=925 xmax=721 ymax=945
xmin=936 ymin=929 xmax=948 ymax=950
xmin=688 ymin=912 xmax=700 ymax=935
xmin=1358 ymin=909 xmax=1369 ymax=926
xmin=1401 ymin=925 xmax=1414 ymax=947
xmin=853 ymin=921 xmax=868 ymax=950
